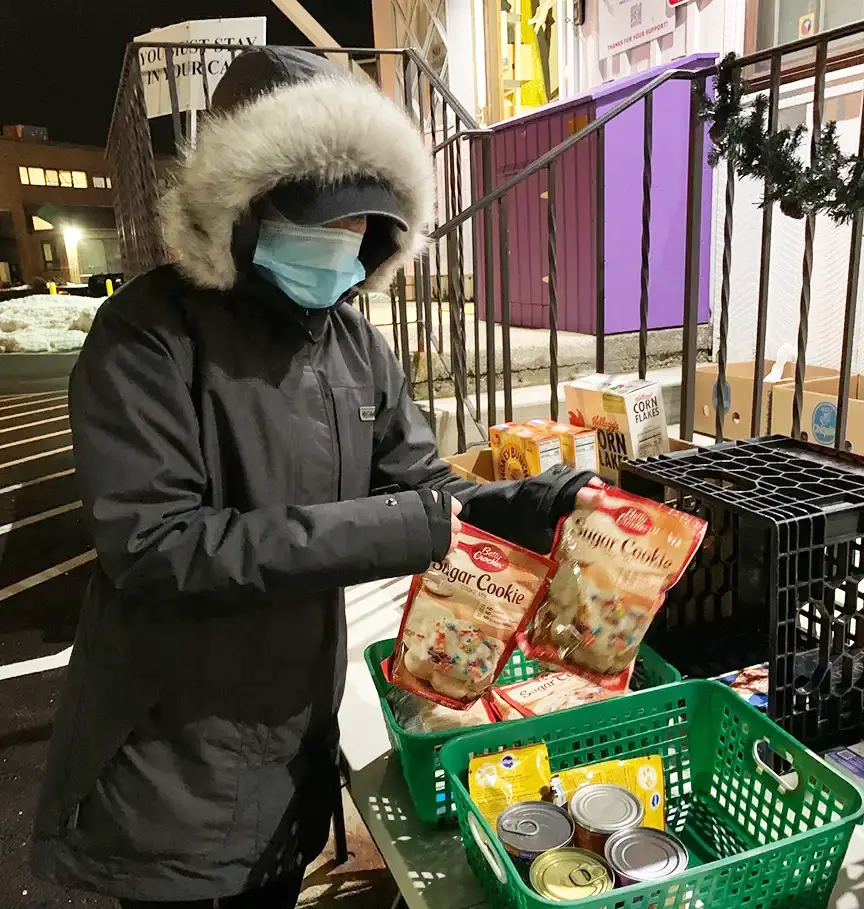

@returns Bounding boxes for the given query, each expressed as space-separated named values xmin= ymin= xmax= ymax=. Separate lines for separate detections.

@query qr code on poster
xmin=630 ymin=2 xmax=642 ymax=27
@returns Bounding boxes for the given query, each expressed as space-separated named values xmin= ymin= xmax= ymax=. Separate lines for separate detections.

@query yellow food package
xmin=527 ymin=420 xmax=598 ymax=472
xmin=550 ymin=755 xmax=665 ymax=830
xmin=468 ymin=743 xmax=552 ymax=826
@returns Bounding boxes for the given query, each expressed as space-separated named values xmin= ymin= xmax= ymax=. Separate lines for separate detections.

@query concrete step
xmin=419 ymin=366 xmax=686 ymax=456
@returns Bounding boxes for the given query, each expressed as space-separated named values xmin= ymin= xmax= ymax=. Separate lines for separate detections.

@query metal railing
xmin=414 ymin=19 xmax=864 ymax=452
xmin=109 ymin=25 xmax=864 ymax=457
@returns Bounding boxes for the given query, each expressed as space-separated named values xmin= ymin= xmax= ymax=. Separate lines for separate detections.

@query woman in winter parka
xmin=32 ymin=47 xmax=594 ymax=908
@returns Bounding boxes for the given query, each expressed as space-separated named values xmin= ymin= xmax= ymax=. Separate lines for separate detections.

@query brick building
xmin=0 ymin=126 xmax=119 ymax=286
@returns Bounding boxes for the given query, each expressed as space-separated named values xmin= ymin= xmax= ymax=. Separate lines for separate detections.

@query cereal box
xmin=564 ymin=375 xmax=669 ymax=483
xmin=494 ymin=426 xmax=563 ymax=480
xmin=527 ymin=419 xmax=598 ymax=472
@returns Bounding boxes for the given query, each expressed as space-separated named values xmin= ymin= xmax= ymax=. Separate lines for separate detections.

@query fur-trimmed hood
xmin=160 ymin=47 xmax=434 ymax=292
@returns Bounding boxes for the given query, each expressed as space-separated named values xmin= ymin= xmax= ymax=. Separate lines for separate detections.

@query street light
xmin=63 ymin=225 xmax=83 ymax=284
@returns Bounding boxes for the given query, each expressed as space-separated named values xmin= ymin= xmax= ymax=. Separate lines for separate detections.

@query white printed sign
xmin=598 ymin=0 xmax=674 ymax=61
xmin=134 ymin=17 xmax=267 ymax=119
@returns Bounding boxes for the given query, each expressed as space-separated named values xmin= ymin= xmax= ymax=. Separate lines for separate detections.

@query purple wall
xmin=473 ymin=53 xmax=716 ymax=335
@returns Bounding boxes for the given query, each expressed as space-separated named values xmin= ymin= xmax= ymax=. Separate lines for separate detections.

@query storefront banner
xmin=598 ymin=0 xmax=674 ymax=60
xmin=134 ymin=18 xmax=267 ymax=119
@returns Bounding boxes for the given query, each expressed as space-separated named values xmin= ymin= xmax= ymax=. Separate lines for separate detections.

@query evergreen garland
xmin=700 ymin=52 xmax=864 ymax=222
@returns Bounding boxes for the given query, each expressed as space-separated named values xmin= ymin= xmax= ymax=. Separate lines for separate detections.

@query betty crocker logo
xmin=470 ymin=544 xmax=509 ymax=572
xmin=614 ymin=507 xmax=653 ymax=536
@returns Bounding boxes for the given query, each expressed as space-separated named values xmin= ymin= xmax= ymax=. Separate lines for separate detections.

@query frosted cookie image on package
xmin=391 ymin=524 xmax=556 ymax=709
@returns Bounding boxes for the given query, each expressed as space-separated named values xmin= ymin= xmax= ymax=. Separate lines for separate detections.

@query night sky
xmin=0 ymin=1 xmax=374 ymax=147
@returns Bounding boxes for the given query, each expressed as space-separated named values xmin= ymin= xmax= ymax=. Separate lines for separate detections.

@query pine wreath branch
xmin=700 ymin=52 xmax=864 ymax=223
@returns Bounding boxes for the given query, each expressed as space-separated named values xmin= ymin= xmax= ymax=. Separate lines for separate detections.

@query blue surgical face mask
xmin=252 ymin=219 xmax=366 ymax=309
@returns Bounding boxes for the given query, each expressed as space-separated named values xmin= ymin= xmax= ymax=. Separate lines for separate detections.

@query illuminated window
xmin=59 ymin=171 xmax=72 ymax=187
xmin=18 ymin=166 xmax=29 ymax=185
xmin=32 ymin=216 xmax=54 ymax=231
xmin=42 ymin=243 xmax=54 ymax=264
xmin=93 ymin=175 xmax=106 ymax=189
xmin=45 ymin=169 xmax=59 ymax=186
xmin=28 ymin=167 xmax=46 ymax=186
xmin=106 ymin=176 xmax=112 ymax=189
xmin=72 ymin=171 xmax=88 ymax=188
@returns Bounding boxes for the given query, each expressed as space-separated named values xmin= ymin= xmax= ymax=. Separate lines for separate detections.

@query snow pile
xmin=0 ymin=295 xmax=105 ymax=353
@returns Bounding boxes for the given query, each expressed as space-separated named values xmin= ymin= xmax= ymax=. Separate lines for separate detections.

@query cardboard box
xmin=693 ymin=361 xmax=838 ymax=440
xmin=772 ymin=375 xmax=863 ymax=451
xmin=444 ymin=448 xmax=494 ymax=484
xmin=564 ymin=375 xmax=669 ymax=483
xmin=497 ymin=427 xmax=563 ymax=480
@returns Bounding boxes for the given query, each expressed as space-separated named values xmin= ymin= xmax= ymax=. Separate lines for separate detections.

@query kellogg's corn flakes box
xmin=563 ymin=375 xmax=668 ymax=482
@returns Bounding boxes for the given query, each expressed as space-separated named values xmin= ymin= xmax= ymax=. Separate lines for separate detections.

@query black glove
xmin=417 ymin=488 xmax=454 ymax=562
xmin=458 ymin=466 xmax=597 ymax=555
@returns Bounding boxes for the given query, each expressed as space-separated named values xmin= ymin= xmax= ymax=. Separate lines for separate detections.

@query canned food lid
xmin=605 ymin=828 xmax=689 ymax=882
xmin=497 ymin=802 xmax=574 ymax=852
xmin=530 ymin=848 xmax=613 ymax=901
xmin=569 ymin=784 xmax=644 ymax=834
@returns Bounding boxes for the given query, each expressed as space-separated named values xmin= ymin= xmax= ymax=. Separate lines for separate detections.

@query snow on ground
xmin=0 ymin=295 xmax=105 ymax=353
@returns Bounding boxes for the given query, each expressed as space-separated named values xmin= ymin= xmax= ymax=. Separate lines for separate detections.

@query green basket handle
xmin=467 ymin=811 xmax=508 ymax=885
xmin=753 ymin=737 xmax=798 ymax=795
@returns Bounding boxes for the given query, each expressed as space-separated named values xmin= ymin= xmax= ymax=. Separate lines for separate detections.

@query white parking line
xmin=0 ymin=394 xmax=67 ymax=413
xmin=0 ymin=444 xmax=72 ymax=471
xmin=0 ymin=501 xmax=81 ymax=536
xmin=0 ymin=646 xmax=73 ymax=681
xmin=0 ymin=468 xmax=75 ymax=498
xmin=0 ymin=550 xmax=95 ymax=603
xmin=0 ymin=428 xmax=71 ymax=451
xmin=0 ymin=403 xmax=67 ymax=423
xmin=0 ymin=414 xmax=68 ymax=435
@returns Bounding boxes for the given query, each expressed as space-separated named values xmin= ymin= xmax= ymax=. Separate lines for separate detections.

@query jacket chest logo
xmin=359 ymin=405 xmax=376 ymax=422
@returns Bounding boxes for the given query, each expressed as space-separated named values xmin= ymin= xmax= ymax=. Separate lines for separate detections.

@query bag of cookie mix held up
xmin=390 ymin=524 xmax=557 ymax=709
xmin=519 ymin=482 xmax=706 ymax=681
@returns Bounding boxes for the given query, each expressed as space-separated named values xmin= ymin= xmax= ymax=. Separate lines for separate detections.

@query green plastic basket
xmin=365 ymin=638 xmax=681 ymax=825
xmin=440 ymin=680 xmax=864 ymax=909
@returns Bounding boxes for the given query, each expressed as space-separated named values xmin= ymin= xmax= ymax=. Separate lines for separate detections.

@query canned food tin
xmin=496 ymin=802 xmax=575 ymax=863
xmin=569 ymin=784 xmax=644 ymax=854
xmin=529 ymin=848 xmax=614 ymax=902
xmin=605 ymin=827 xmax=689 ymax=886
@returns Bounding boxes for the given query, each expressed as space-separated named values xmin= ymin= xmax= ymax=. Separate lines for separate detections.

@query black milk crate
xmin=620 ymin=435 xmax=864 ymax=750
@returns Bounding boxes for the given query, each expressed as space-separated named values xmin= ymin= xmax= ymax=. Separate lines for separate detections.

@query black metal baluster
xmin=836 ymin=93 xmax=864 ymax=450
xmin=716 ymin=72 xmax=739 ymax=444
xmin=164 ymin=47 xmax=184 ymax=149
xmin=420 ymin=250 xmax=436 ymax=433
xmin=429 ymin=89 xmax=444 ymax=349
xmin=482 ymin=136 xmax=497 ymax=427
xmin=389 ymin=284 xmax=400 ymax=360
xmin=792 ymin=42 xmax=828 ymax=438
xmin=414 ymin=73 xmax=428 ymax=354
xmin=469 ymin=142 xmax=483 ymax=421
xmin=499 ymin=195 xmax=513 ymax=422
xmin=680 ymin=78 xmax=707 ymax=442
xmin=199 ymin=47 xmax=211 ymax=111
xmin=638 ymin=94 xmax=654 ymax=382
xmin=595 ymin=126 xmax=606 ymax=373
xmin=548 ymin=162 xmax=560 ymax=422
xmin=751 ymin=53 xmax=781 ymax=436
xmin=448 ymin=231 xmax=467 ymax=452
xmin=396 ymin=269 xmax=413 ymax=393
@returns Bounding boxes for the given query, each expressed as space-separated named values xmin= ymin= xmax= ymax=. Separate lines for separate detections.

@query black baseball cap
xmin=268 ymin=177 xmax=408 ymax=231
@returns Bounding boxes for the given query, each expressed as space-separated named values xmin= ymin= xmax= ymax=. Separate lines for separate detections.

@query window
xmin=18 ymin=166 xmax=29 ymax=185
xmin=42 ymin=242 xmax=55 ymax=266
xmin=92 ymin=175 xmax=106 ymax=189
xmin=27 ymin=167 xmax=46 ymax=186
xmin=59 ymin=170 xmax=72 ymax=187
xmin=72 ymin=171 xmax=88 ymax=188
xmin=45 ymin=169 xmax=59 ymax=186
xmin=32 ymin=216 xmax=54 ymax=231
xmin=106 ymin=176 xmax=112 ymax=189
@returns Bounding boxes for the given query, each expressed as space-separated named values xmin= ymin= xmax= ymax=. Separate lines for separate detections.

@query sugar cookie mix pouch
xmin=386 ymin=686 xmax=497 ymax=733
xmin=469 ymin=743 xmax=552 ymax=826
xmin=549 ymin=755 xmax=666 ymax=830
xmin=491 ymin=667 xmax=632 ymax=720
xmin=521 ymin=483 xmax=706 ymax=677
xmin=391 ymin=525 xmax=557 ymax=709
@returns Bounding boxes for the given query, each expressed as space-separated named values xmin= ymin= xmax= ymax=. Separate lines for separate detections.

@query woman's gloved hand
xmin=455 ymin=466 xmax=602 ymax=555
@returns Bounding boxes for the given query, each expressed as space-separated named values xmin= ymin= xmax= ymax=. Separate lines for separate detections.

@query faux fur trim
xmin=160 ymin=75 xmax=434 ymax=291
